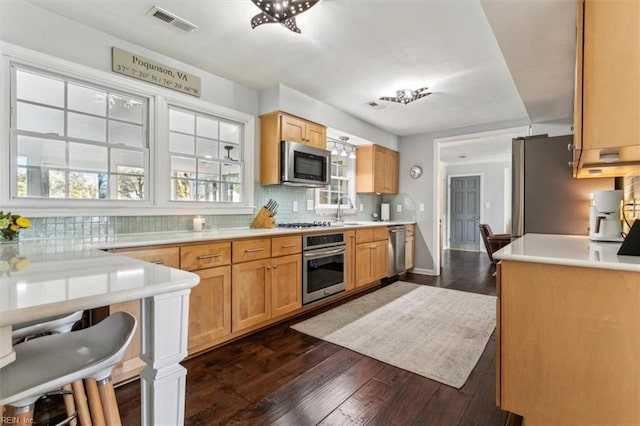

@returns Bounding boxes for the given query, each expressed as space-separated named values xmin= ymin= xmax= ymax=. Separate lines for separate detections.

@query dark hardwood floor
xmin=36 ymin=250 xmax=519 ymax=426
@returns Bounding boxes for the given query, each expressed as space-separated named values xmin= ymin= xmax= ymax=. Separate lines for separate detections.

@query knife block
xmin=250 ymin=207 xmax=276 ymax=229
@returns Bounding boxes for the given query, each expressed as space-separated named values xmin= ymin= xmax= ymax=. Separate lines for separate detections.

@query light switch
xmin=360 ymin=204 xmax=364 ymax=212
xmin=306 ymin=199 xmax=314 ymax=210
xmin=397 ymin=204 xmax=402 ymax=213
xmin=419 ymin=203 xmax=425 ymax=211
xmin=485 ymin=202 xmax=490 ymax=208
xmin=293 ymin=201 xmax=298 ymax=212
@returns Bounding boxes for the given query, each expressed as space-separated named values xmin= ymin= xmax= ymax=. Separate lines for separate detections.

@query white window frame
xmin=1 ymin=42 xmax=255 ymax=216
xmin=315 ymin=147 xmax=357 ymax=216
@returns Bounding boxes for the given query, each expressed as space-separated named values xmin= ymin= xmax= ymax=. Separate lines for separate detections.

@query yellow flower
xmin=15 ymin=258 xmax=30 ymax=270
xmin=16 ymin=217 xmax=30 ymax=229
xmin=9 ymin=224 xmax=18 ymax=232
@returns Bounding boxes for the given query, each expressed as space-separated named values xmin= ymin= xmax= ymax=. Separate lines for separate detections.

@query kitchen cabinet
xmin=405 ymin=224 xmax=415 ymax=271
xmin=180 ymin=241 xmax=232 ymax=355
xmin=231 ymin=236 xmax=302 ymax=332
xmin=260 ymin=111 xmax=327 ymax=185
xmin=497 ymin=260 xmax=640 ymax=425
xmin=573 ymin=0 xmax=640 ymax=178
xmin=356 ymin=144 xmax=399 ymax=194
xmin=345 ymin=230 xmax=356 ymax=291
xmin=100 ymin=246 xmax=180 ymax=384
xmin=354 ymin=227 xmax=388 ymax=287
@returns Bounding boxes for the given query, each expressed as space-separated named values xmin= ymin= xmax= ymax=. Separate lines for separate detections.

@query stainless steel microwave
xmin=281 ymin=140 xmax=330 ymax=187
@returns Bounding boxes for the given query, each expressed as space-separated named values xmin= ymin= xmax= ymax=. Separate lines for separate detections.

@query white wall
xmin=444 ymin=160 xmax=511 ymax=249
xmin=531 ymin=118 xmax=573 ymax=137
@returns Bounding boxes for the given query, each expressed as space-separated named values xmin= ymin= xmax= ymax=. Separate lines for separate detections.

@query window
xmin=11 ymin=65 xmax=149 ymax=201
xmin=316 ymin=141 xmax=357 ymax=211
xmin=168 ymin=105 xmax=244 ymax=203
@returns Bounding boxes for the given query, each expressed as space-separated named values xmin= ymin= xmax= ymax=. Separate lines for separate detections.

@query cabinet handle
xmin=245 ymin=247 xmax=265 ymax=253
xmin=266 ymin=266 xmax=272 ymax=270
xmin=371 ymin=246 xmax=377 ymax=250
xmin=281 ymin=244 xmax=297 ymax=248
xmin=151 ymin=260 xmax=165 ymax=265
xmin=197 ymin=253 xmax=221 ymax=260
xmin=273 ymin=265 xmax=278 ymax=269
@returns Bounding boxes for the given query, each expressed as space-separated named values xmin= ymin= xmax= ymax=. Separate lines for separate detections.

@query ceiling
xmin=23 ymin=0 xmax=576 ymax=139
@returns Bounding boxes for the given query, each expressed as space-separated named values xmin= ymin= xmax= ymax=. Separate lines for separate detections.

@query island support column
xmin=140 ymin=289 xmax=191 ymax=425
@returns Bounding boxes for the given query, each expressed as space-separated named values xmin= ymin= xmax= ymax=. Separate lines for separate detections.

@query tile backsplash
xmin=20 ymin=186 xmax=387 ymax=240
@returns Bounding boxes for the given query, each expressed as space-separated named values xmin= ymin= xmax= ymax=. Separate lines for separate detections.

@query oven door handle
xmin=303 ymin=247 xmax=346 ymax=259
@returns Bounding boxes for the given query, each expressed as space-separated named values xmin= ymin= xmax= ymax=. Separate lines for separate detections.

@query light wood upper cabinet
xmin=574 ymin=0 xmax=640 ymax=178
xmin=260 ymin=111 xmax=327 ymax=185
xmin=356 ymin=144 xmax=399 ymax=194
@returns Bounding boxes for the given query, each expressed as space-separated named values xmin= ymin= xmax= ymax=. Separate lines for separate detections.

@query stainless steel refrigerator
xmin=512 ymin=134 xmax=614 ymax=237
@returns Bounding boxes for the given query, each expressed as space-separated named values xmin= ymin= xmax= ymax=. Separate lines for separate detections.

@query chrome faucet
xmin=335 ymin=196 xmax=354 ymax=223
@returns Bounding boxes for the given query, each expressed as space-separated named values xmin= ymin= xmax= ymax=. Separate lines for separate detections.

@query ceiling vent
xmin=148 ymin=6 xmax=198 ymax=33
xmin=366 ymin=101 xmax=385 ymax=110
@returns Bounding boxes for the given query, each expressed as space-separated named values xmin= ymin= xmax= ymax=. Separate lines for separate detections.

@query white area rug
xmin=291 ymin=281 xmax=496 ymax=389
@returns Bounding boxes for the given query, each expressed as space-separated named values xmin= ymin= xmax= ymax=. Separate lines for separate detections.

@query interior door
xmin=450 ymin=175 xmax=481 ymax=251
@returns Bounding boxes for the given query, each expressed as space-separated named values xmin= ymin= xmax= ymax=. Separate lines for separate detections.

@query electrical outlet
xmin=360 ymin=203 xmax=364 ymax=212
xmin=419 ymin=203 xmax=425 ymax=211
xmin=293 ymin=201 xmax=298 ymax=212
xmin=397 ymin=204 xmax=402 ymax=213
xmin=485 ymin=202 xmax=490 ymax=208
xmin=306 ymin=199 xmax=314 ymax=210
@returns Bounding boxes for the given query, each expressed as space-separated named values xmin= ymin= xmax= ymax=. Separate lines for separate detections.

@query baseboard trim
xmin=408 ymin=268 xmax=435 ymax=276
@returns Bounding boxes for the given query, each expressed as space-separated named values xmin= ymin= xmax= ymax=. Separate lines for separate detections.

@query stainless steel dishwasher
xmin=387 ymin=225 xmax=406 ymax=278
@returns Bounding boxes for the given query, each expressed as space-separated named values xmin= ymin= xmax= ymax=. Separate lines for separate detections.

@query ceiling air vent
xmin=148 ymin=6 xmax=198 ymax=33
xmin=366 ymin=100 xmax=385 ymax=110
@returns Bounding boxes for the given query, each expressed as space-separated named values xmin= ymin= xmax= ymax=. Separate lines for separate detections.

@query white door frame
xmin=446 ymin=173 xmax=484 ymax=251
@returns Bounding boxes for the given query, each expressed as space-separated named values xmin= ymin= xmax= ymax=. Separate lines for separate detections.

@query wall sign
xmin=112 ymin=47 xmax=201 ymax=97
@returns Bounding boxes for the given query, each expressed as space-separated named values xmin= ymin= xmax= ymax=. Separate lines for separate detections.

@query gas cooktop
xmin=277 ymin=221 xmax=333 ymax=229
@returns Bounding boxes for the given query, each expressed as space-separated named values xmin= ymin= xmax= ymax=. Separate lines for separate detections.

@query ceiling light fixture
xmin=379 ymin=87 xmax=432 ymax=105
xmin=250 ymin=0 xmax=319 ymax=34
xmin=330 ymin=142 xmax=338 ymax=156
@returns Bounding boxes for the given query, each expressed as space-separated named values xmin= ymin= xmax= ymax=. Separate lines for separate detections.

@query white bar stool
xmin=0 ymin=312 xmax=136 ymax=426
xmin=11 ymin=311 xmax=84 ymax=344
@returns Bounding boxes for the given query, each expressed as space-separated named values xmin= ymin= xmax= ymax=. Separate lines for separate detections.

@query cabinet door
xmin=188 ymin=265 xmax=231 ymax=355
xmin=581 ymin=0 xmax=639 ymax=151
xmin=371 ymin=240 xmax=388 ymax=281
xmin=271 ymin=254 xmax=302 ymax=318
xmin=305 ymin=121 xmax=327 ymax=148
xmin=385 ymin=149 xmax=399 ymax=194
xmin=373 ymin=147 xmax=387 ymax=193
xmin=281 ymin=114 xmax=306 ymax=143
xmin=232 ymin=259 xmax=271 ymax=332
xmin=405 ymin=235 xmax=415 ymax=271
xmin=355 ymin=243 xmax=373 ymax=287
xmin=345 ymin=230 xmax=356 ymax=291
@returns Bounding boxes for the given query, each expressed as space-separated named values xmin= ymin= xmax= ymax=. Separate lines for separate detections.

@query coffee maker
xmin=589 ymin=190 xmax=623 ymax=242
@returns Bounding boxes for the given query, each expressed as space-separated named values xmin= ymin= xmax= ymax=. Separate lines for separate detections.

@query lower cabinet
xmin=405 ymin=224 xmax=415 ymax=271
xmin=345 ymin=230 xmax=356 ymax=291
xmin=188 ymin=265 xmax=231 ymax=355
xmin=271 ymin=253 xmax=302 ymax=318
xmin=355 ymin=239 xmax=388 ymax=287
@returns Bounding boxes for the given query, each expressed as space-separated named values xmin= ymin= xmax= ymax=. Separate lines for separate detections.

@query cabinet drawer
xmin=109 ymin=246 xmax=180 ymax=269
xmin=181 ymin=242 xmax=231 ymax=271
xmin=356 ymin=228 xmax=374 ymax=244
xmin=271 ymin=235 xmax=302 ymax=257
xmin=373 ymin=227 xmax=388 ymax=241
xmin=233 ymin=238 xmax=271 ymax=263
xmin=406 ymin=224 xmax=415 ymax=236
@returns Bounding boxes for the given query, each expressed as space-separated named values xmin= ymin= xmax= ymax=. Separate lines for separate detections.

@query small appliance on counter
xmin=589 ymin=190 xmax=623 ymax=242
xmin=381 ymin=203 xmax=390 ymax=221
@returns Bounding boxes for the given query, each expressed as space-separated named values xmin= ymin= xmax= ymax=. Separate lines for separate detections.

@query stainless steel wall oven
xmin=302 ymin=231 xmax=346 ymax=305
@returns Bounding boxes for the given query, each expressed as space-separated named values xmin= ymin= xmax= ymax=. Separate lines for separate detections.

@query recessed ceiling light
xmin=599 ymin=152 xmax=619 ymax=163
xmin=589 ymin=169 xmax=603 ymax=176
xmin=458 ymin=155 xmax=467 ymax=159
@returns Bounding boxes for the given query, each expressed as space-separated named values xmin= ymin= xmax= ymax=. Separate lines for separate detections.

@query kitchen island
xmin=494 ymin=234 xmax=640 ymax=425
xmin=0 ymin=240 xmax=200 ymax=425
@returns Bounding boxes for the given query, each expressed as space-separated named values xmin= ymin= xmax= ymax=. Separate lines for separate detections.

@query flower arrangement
xmin=0 ymin=211 xmax=31 ymax=242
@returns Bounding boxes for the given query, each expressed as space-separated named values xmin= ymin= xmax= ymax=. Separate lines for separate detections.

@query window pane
xmin=48 ymin=169 xmax=67 ymax=198
xmin=117 ymin=174 xmax=145 ymax=200
xmin=17 ymin=136 xmax=66 ymax=168
xmin=170 ymin=132 xmax=194 ymax=155
xmin=221 ymin=163 xmax=241 ymax=182
xmin=68 ymin=112 xmax=106 ymax=142
xmin=17 ymin=167 xmax=64 ymax=198
xmin=169 ymin=109 xmax=194 ymax=134
xmin=109 ymin=94 xmax=143 ymax=124
xmin=111 ymin=149 xmax=144 ymax=172
xmin=220 ymin=121 xmax=240 ymax=143
xmin=110 ymin=121 xmax=144 ymax=147
xmin=68 ymin=84 xmax=106 ymax=116
xmin=172 ymin=177 xmax=195 ymax=201
xmin=69 ymin=142 xmax=107 ymax=172
xmin=17 ymin=102 xmax=64 ymax=135
xmin=220 ymin=183 xmax=241 ymax=202
xmin=198 ymin=160 xmax=219 ymax=181
xmin=171 ymin=156 xmax=196 ymax=176
xmin=318 ymin=190 xmax=330 ymax=205
xmin=196 ymin=181 xmax=218 ymax=202
xmin=16 ymin=70 xmax=64 ymax=107
xmin=196 ymin=116 xmax=218 ymax=139
xmin=220 ymin=143 xmax=239 ymax=161
xmin=196 ymin=138 xmax=218 ymax=159
xmin=69 ymin=172 xmax=101 ymax=199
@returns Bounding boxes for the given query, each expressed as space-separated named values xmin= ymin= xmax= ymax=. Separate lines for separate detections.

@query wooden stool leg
xmin=71 ymin=380 xmax=92 ymax=426
xmin=96 ymin=376 xmax=121 ymax=426
xmin=85 ymin=379 xmax=106 ymax=426
xmin=62 ymin=384 xmax=78 ymax=426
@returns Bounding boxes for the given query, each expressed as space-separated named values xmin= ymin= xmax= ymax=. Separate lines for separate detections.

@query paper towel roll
xmin=381 ymin=203 xmax=390 ymax=221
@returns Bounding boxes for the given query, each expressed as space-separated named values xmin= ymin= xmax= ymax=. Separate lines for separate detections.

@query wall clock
xmin=409 ymin=165 xmax=423 ymax=179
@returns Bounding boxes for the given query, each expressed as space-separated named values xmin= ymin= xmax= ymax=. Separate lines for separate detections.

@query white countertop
xmin=494 ymin=233 xmax=640 ymax=272
xmin=0 ymin=240 xmax=199 ymax=327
